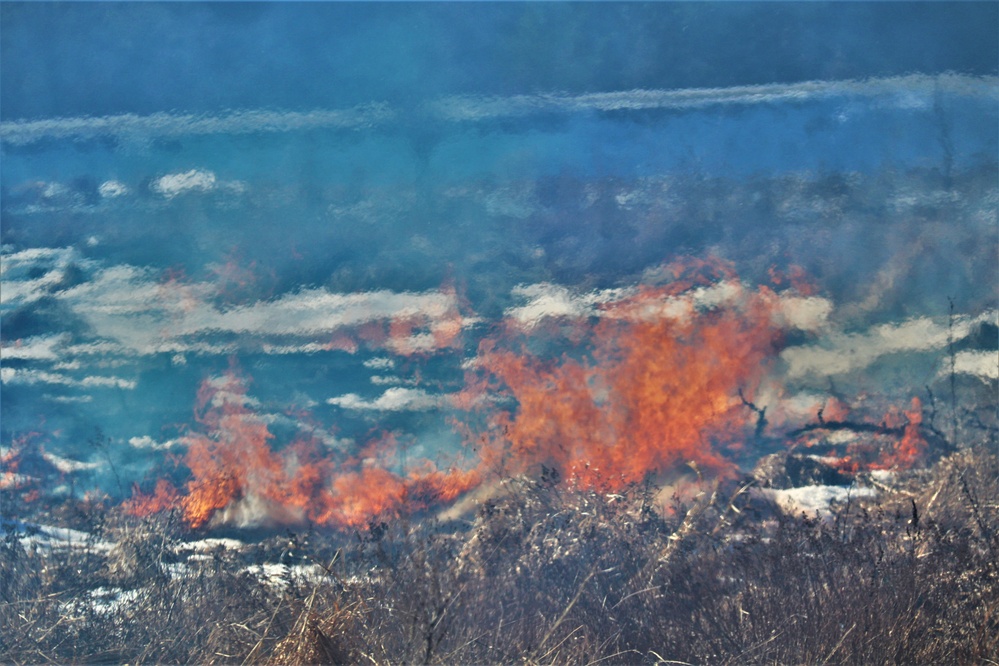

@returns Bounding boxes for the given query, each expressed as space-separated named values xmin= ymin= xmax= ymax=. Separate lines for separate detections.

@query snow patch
xmin=173 ymin=537 xmax=246 ymax=553
xmin=128 ymin=435 xmax=185 ymax=451
xmin=41 ymin=452 xmax=102 ymax=473
xmin=757 ymin=485 xmax=877 ymax=518
xmin=151 ymin=169 xmax=217 ymax=198
xmin=328 ymin=387 xmax=444 ymax=411
xmin=98 ymin=180 xmax=129 ymax=198
xmin=949 ymin=350 xmax=999 ymax=382
xmin=1 ymin=519 xmax=113 ymax=552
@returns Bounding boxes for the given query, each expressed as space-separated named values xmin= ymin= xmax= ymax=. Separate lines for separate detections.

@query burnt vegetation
xmin=2 ymin=417 xmax=998 ymax=664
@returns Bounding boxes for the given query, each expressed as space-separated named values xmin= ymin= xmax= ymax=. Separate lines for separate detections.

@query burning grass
xmin=120 ymin=259 xmax=827 ymax=533
xmin=2 ymin=439 xmax=996 ymax=664
xmin=122 ymin=371 xmax=481 ymax=531
xmin=3 ymin=261 xmax=995 ymax=662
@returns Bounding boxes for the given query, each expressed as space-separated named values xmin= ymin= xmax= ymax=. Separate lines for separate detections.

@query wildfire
xmin=127 ymin=371 xmax=479 ymax=529
xmin=459 ymin=261 xmax=786 ymax=489
xmin=0 ymin=444 xmax=27 ymax=491
xmin=1 ymin=432 xmax=53 ymax=497
xmin=878 ymin=397 xmax=928 ymax=470
xmin=124 ymin=259 xmax=934 ymax=530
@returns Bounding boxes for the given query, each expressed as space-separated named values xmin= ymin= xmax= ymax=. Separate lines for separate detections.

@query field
xmin=2 ymin=7 xmax=997 ymax=664
xmin=3 ymin=424 xmax=996 ymax=665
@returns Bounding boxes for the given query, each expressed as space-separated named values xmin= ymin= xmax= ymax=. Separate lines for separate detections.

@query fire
xmin=127 ymin=371 xmax=479 ymax=529
xmin=123 ymin=478 xmax=179 ymax=515
xmin=0 ymin=432 xmax=49 ymax=496
xmin=1 ymin=442 xmax=20 ymax=486
xmin=878 ymin=397 xmax=927 ymax=470
xmin=383 ymin=280 xmax=469 ymax=356
xmin=124 ymin=259 xmax=938 ymax=530
xmin=0 ymin=445 xmax=27 ymax=490
xmin=351 ymin=290 xmax=467 ymax=357
xmin=787 ymin=395 xmax=930 ymax=473
xmin=460 ymin=262 xmax=786 ymax=489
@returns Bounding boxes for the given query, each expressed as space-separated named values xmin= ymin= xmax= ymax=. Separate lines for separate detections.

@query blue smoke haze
xmin=1 ymin=3 xmax=996 ymax=495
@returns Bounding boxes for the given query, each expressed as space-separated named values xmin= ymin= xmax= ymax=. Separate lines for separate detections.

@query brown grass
xmin=2 ymin=440 xmax=996 ymax=664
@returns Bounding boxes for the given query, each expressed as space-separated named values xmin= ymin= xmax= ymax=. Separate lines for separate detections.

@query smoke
xmin=127 ymin=369 xmax=479 ymax=529
xmin=126 ymin=259 xmax=905 ymax=529
xmin=456 ymin=259 xmax=787 ymax=488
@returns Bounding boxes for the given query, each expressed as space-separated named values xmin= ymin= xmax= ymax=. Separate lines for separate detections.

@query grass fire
xmin=120 ymin=260 xmax=906 ymax=531
xmin=4 ymin=5 xmax=997 ymax=660
xmin=3 ymin=261 xmax=996 ymax=664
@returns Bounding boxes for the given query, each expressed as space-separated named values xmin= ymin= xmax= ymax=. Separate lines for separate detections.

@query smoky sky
xmin=2 ymin=2 xmax=998 ymax=120
xmin=1 ymin=3 xmax=996 ymax=497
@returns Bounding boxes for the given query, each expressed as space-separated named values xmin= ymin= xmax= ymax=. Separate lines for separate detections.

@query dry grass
xmin=2 ymin=439 xmax=997 ymax=664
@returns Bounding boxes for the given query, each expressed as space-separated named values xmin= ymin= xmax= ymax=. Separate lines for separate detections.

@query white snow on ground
xmin=369 ymin=374 xmax=418 ymax=386
xmin=1 ymin=334 xmax=68 ymax=360
xmin=89 ymin=587 xmax=142 ymax=613
xmin=128 ymin=435 xmax=185 ymax=451
xmin=781 ymin=310 xmax=998 ymax=379
xmin=806 ymin=454 xmax=845 ymax=466
xmin=756 ymin=485 xmax=878 ymax=518
xmin=41 ymin=451 xmax=103 ymax=473
xmin=244 ymin=562 xmax=328 ymax=591
xmin=172 ymin=537 xmax=246 ymax=553
xmin=949 ymin=350 xmax=999 ymax=382
xmin=165 ymin=562 xmax=192 ymax=579
xmin=363 ymin=357 xmax=395 ymax=370
xmin=328 ymin=386 xmax=445 ymax=411
xmin=0 ymin=519 xmax=114 ymax=552
xmin=60 ymin=587 xmax=143 ymax=617
xmin=150 ymin=169 xmax=217 ymax=197
xmin=869 ymin=469 xmax=896 ymax=483
xmin=98 ymin=180 xmax=129 ymax=198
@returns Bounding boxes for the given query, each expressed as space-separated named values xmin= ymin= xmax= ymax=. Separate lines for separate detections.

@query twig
xmin=537 ymin=624 xmax=584 ymax=663
xmin=789 ymin=420 xmax=904 ymax=438
xmin=241 ymin=594 xmax=287 ymax=664
xmin=820 ymin=622 xmax=857 ymax=664
xmin=948 ymin=297 xmax=958 ymax=445
xmin=739 ymin=388 xmax=768 ymax=439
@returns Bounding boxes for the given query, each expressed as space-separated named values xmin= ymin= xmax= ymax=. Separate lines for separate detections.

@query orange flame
xmin=124 ymin=478 xmax=180 ymax=516
xmin=878 ymin=397 xmax=927 ymax=470
xmin=790 ymin=395 xmax=929 ymax=473
xmin=126 ymin=259 xmax=936 ymax=530
xmin=127 ymin=371 xmax=478 ymax=529
xmin=0 ymin=443 xmax=22 ymax=490
xmin=459 ymin=261 xmax=786 ymax=490
xmin=0 ymin=433 xmax=47 ymax=496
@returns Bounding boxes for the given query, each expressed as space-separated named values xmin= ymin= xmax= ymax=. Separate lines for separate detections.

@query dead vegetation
xmin=2 ymin=438 xmax=997 ymax=664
